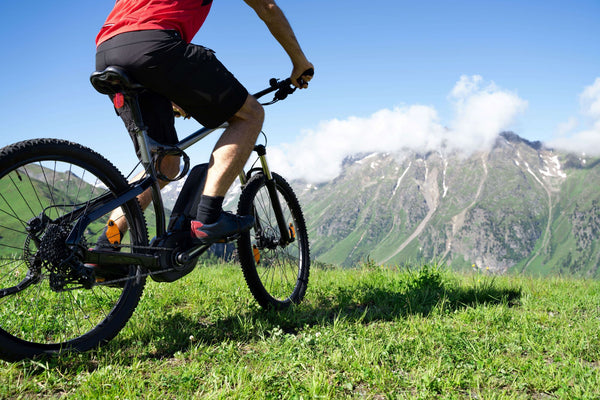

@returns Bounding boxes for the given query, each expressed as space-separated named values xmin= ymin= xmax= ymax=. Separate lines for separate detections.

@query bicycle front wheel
xmin=0 ymin=139 xmax=148 ymax=361
xmin=237 ymin=172 xmax=310 ymax=310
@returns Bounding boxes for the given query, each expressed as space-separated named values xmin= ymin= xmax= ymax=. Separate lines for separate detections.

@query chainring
xmin=150 ymin=231 xmax=199 ymax=283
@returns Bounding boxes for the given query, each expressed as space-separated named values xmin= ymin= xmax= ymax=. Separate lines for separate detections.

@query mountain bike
xmin=0 ymin=66 xmax=311 ymax=361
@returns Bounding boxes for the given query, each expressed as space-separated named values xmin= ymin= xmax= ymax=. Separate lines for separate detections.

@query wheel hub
xmin=257 ymin=226 xmax=280 ymax=250
xmin=34 ymin=222 xmax=94 ymax=290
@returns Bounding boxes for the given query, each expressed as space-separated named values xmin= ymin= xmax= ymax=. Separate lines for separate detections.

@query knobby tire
xmin=0 ymin=139 xmax=148 ymax=361
xmin=237 ymin=172 xmax=310 ymax=310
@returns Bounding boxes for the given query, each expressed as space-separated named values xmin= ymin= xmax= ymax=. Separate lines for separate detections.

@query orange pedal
xmin=106 ymin=219 xmax=121 ymax=245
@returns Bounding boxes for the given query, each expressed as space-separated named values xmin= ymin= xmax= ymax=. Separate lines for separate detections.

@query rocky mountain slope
xmin=158 ymin=132 xmax=599 ymax=276
xmin=292 ymin=132 xmax=600 ymax=277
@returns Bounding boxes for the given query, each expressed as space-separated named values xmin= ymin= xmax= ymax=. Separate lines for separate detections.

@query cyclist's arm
xmin=243 ymin=0 xmax=314 ymax=88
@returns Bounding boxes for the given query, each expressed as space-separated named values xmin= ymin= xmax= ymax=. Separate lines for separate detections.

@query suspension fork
xmin=240 ymin=145 xmax=291 ymax=245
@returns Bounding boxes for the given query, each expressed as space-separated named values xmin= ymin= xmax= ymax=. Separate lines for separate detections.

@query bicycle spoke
xmin=0 ymin=140 xmax=147 ymax=355
xmin=0 ymin=258 xmax=25 ymax=283
xmin=7 ymin=173 xmax=36 ymax=218
xmin=0 ymin=192 xmax=28 ymax=232
xmin=248 ymin=182 xmax=303 ymax=301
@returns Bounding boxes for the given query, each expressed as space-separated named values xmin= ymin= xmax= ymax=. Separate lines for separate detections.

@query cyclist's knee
xmin=231 ymin=95 xmax=264 ymax=128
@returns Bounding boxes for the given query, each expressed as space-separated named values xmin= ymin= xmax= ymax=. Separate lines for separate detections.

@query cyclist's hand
xmin=291 ymin=63 xmax=314 ymax=89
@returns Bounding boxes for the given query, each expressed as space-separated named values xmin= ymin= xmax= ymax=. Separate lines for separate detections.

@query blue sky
xmin=1 ymin=1 xmax=599 ymax=181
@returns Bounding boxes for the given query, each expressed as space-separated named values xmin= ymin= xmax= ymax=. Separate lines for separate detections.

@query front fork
xmin=240 ymin=145 xmax=291 ymax=245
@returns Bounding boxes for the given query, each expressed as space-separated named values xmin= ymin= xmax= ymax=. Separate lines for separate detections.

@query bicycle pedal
xmin=218 ymin=233 xmax=241 ymax=243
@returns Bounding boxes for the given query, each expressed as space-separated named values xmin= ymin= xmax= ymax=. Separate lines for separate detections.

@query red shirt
xmin=96 ymin=0 xmax=212 ymax=46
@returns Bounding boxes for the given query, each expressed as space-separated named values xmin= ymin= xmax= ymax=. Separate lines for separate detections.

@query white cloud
xmin=268 ymin=75 xmax=528 ymax=183
xmin=581 ymin=77 xmax=600 ymax=118
xmin=549 ymin=129 xmax=600 ymax=154
xmin=556 ymin=117 xmax=578 ymax=136
xmin=268 ymin=105 xmax=446 ymax=183
xmin=549 ymin=77 xmax=600 ymax=155
xmin=449 ymin=75 xmax=528 ymax=152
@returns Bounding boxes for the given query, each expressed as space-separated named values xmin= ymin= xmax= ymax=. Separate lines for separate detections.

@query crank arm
xmin=176 ymin=243 xmax=211 ymax=264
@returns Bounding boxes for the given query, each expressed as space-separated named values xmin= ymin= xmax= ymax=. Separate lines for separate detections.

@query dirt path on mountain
xmin=521 ymin=163 xmax=553 ymax=271
xmin=382 ymin=165 xmax=440 ymax=264
xmin=442 ymin=153 xmax=489 ymax=260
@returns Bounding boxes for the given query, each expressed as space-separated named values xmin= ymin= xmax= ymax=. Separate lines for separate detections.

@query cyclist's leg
xmin=190 ymin=95 xmax=263 ymax=241
xmin=128 ymin=35 xmax=263 ymax=237
xmin=202 ymin=94 xmax=264 ymax=198
xmin=97 ymin=35 xmax=183 ymax=238
xmin=98 ymin=30 xmax=255 ymax=240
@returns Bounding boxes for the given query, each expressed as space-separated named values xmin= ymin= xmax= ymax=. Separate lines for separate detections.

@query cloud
xmin=268 ymin=105 xmax=446 ymax=183
xmin=268 ymin=75 xmax=528 ymax=183
xmin=548 ymin=78 xmax=600 ymax=154
xmin=449 ymin=75 xmax=528 ymax=152
xmin=581 ymin=77 xmax=600 ymax=118
xmin=555 ymin=117 xmax=578 ymax=136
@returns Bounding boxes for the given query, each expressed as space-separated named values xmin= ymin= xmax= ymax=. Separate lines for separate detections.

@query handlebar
xmin=253 ymin=68 xmax=314 ymax=105
xmin=253 ymin=78 xmax=294 ymax=102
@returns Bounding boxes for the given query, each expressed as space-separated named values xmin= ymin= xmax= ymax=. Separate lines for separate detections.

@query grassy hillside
xmin=1 ymin=262 xmax=598 ymax=399
xmin=512 ymin=158 xmax=600 ymax=278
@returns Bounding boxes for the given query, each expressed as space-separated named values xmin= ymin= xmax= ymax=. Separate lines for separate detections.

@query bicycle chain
xmin=93 ymin=266 xmax=176 ymax=288
xmin=89 ymin=242 xmax=179 ymax=288
xmin=54 ymin=240 xmax=227 ymax=290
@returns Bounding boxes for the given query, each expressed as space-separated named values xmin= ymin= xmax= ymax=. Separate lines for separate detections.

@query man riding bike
xmin=94 ymin=0 xmax=314 ymax=249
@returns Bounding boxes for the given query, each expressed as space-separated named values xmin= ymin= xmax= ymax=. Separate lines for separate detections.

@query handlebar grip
xmin=302 ymin=68 xmax=315 ymax=78
xmin=296 ymin=68 xmax=314 ymax=87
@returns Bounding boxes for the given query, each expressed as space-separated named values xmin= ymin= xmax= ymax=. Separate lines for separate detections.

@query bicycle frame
xmin=71 ymin=79 xmax=296 ymax=271
xmin=138 ymin=123 xmax=226 ymax=239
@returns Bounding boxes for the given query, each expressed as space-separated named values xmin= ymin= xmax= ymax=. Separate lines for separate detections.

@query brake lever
xmin=274 ymin=85 xmax=296 ymax=101
xmin=257 ymin=76 xmax=300 ymax=105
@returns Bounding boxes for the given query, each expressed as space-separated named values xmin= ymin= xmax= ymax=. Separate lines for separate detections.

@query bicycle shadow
xmin=116 ymin=271 xmax=522 ymax=360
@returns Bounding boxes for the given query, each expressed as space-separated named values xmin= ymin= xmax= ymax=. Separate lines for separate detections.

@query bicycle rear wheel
xmin=0 ymin=139 xmax=148 ymax=361
xmin=237 ymin=172 xmax=310 ymax=310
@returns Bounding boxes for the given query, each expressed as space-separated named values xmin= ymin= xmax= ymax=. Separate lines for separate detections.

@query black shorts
xmin=95 ymin=30 xmax=248 ymax=153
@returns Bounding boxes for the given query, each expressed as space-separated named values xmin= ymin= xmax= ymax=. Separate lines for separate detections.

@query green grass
xmin=1 ymin=262 xmax=599 ymax=399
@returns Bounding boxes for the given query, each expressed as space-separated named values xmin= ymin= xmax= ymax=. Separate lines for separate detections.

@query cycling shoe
xmin=191 ymin=211 xmax=254 ymax=245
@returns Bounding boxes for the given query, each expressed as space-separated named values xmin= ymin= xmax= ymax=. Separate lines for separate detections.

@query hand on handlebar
xmin=253 ymin=67 xmax=313 ymax=104
xmin=291 ymin=64 xmax=314 ymax=89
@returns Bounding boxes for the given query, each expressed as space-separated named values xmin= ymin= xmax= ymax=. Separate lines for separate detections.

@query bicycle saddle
xmin=90 ymin=66 xmax=145 ymax=95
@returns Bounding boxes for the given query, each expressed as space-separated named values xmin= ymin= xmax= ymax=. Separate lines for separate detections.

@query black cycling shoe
xmin=191 ymin=212 xmax=254 ymax=245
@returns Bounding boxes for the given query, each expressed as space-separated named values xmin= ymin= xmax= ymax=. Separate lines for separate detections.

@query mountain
xmin=156 ymin=132 xmax=599 ymax=277
xmin=291 ymin=132 xmax=600 ymax=277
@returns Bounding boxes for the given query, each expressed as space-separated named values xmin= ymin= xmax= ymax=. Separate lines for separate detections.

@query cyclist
xmin=94 ymin=0 xmax=313 ymax=248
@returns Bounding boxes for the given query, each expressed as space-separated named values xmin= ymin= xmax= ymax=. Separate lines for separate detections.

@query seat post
xmin=127 ymin=98 xmax=152 ymax=168
xmin=90 ymin=66 xmax=154 ymax=167
xmin=90 ymin=66 xmax=168 ymax=235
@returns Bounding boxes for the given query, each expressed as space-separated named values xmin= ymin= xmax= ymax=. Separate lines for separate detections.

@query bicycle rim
xmin=0 ymin=139 xmax=147 ymax=360
xmin=237 ymin=173 xmax=310 ymax=309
